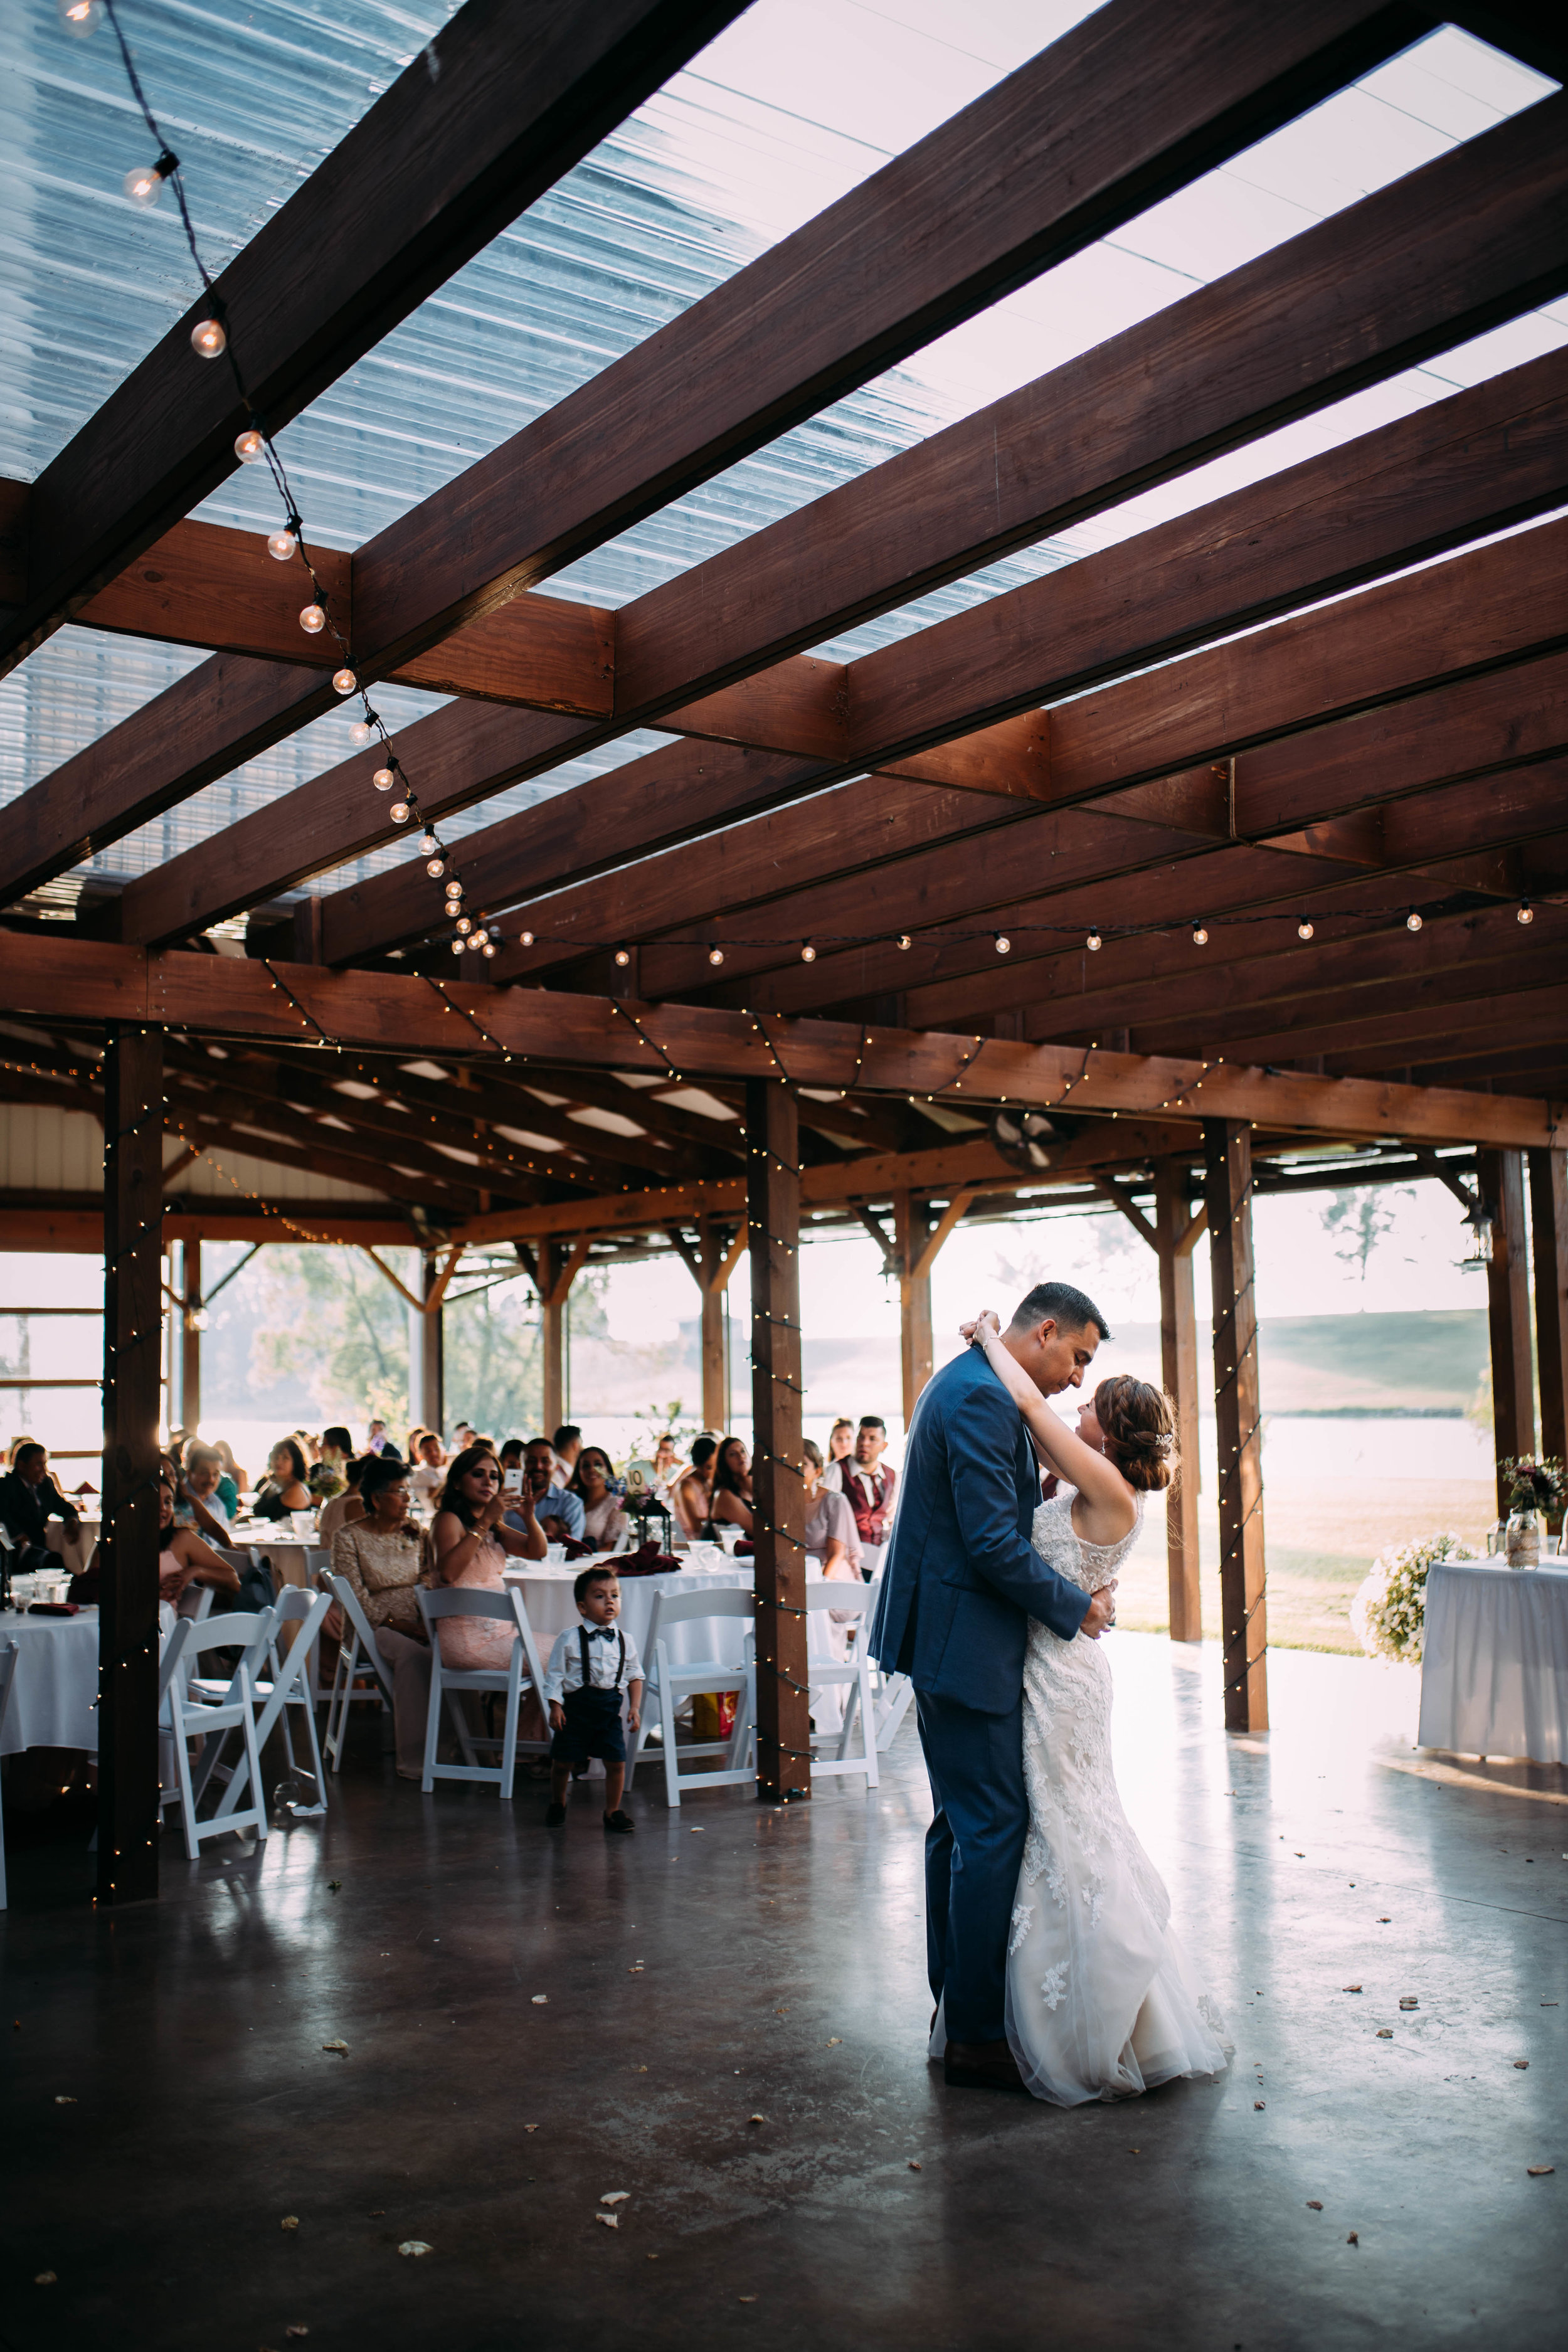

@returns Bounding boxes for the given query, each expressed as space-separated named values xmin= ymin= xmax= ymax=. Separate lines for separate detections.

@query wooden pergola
xmin=2 ymin=0 xmax=1565 ymax=1897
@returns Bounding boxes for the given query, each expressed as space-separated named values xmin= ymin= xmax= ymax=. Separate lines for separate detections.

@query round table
xmin=0 ymin=1608 xmax=100 ymax=1756
xmin=1418 ymin=1559 xmax=1568 ymax=1762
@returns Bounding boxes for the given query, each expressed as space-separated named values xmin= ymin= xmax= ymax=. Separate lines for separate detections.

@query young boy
xmin=543 ymin=1565 xmax=644 ymax=1833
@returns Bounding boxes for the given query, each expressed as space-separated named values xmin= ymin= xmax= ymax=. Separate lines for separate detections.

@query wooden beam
xmin=46 ymin=66 xmax=1557 ymax=943
xmin=697 ymin=1218 xmax=737 ymax=1429
xmin=1094 ymin=1176 xmax=1158 ymax=1252
xmin=2 ymin=0 xmax=751 ymax=670
xmin=1480 ymin=1148 xmax=1536 ymax=1516
xmin=410 ymin=1249 xmax=447 ymax=1438
xmin=179 ymin=1237 xmax=201 ymax=1438
xmin=748 ymin=1081 xmax=810 ymax=1802
xmin=911 ymin=1189 xmax=978 ymax=1284
xmin=537 ymin=1236 xmax=590 ymax=1434
xmin=1205 ymin=1120 xmax=1268 ymax=1732
xmin=1155 ymin=1161 xmax=1203 ymax=1645
xmin=1529 ymin=1149 xmax=1568 ymax=1526
xmin=97 ymin=1024 xmax=164 ymax=1905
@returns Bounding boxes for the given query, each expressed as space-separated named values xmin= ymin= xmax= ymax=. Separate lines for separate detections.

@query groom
xmin=869 ymin=1280 xmax=1116 ymax=2091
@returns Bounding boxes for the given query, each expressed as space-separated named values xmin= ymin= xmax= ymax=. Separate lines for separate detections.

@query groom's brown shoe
xmin=943 ymin=2038 xmax=1027 ymax=2092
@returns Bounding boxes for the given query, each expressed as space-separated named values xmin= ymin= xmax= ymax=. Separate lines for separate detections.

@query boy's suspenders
xmin=576 ymin=1626 xmax=627 ymax=1690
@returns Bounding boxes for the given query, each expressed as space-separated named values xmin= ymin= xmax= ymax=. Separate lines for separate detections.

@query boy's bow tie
xmin=586 ymin=1624 xmax=617 ymax=1639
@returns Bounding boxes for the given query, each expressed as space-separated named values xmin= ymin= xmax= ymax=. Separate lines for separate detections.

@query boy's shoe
xmin=571 ymin=1761 xmax=589 ymax=1780
xmin=545 ymin=1802 xmax=567 ymax=1826
xmin=602 ymin=1809 xmax=635 ymax=1835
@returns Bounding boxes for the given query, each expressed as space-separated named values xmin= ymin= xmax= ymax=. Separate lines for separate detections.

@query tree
xmin=246 ymin=1245 xmax=415 ymax=1429
xmin=1319 ymin=1185 xmax=1415 ymax=1295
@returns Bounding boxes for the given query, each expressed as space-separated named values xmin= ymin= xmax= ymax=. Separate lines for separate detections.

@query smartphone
xmin=502 ymin=1467 xmax=522 ymax=1493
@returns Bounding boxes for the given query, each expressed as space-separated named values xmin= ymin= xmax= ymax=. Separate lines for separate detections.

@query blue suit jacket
xmin=869 ymin=1345 xmax=1090 ymax=1715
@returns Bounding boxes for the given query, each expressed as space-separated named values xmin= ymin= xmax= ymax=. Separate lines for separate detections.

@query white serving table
xmin=1418 ymin=1559 xmax=1568 ymax=1764
xmin=1 ymin=1607 xmax=100 ymax=1756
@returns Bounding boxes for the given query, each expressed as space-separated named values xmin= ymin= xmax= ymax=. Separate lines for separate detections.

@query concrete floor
xmin=3 ymin=1636 xmax=1566 ymax=2352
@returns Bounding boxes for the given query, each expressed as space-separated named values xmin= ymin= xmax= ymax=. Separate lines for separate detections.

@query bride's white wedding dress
xmin=1006 ymin=1486 xmax=1230 ymax=2106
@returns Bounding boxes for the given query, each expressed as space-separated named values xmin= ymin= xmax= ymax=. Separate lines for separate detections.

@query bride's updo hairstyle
xmin=1093 ymin=1375 xmax=1177 ymax=1493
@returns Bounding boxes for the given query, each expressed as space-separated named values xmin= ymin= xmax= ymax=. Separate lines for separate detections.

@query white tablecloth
xmin=501 ymin=1560 xmax=841 ymax=1676
xmin=1419 ymin=1560 xmax=1568 ymax=1763
xmin=1 ymin=1608 xmax=100 ymax=1755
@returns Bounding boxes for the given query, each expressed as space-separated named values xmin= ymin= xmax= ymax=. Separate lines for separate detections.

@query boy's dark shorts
xmin=551 ymin=1685 xmax=627 ymax=1764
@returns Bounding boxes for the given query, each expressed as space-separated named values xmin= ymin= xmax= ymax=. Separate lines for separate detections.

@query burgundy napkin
xmin=615 ymin=1540 xmax=682 ymax=1576
xmin=26 ymin=1601 xmax=81 ymax=1616
xmin=733 ymin=1538 xmax=755 ymax=1558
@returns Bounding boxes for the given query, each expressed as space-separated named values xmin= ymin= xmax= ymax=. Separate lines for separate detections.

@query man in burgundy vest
xmin=842 ymin=1416 xmax=898 ymax=1547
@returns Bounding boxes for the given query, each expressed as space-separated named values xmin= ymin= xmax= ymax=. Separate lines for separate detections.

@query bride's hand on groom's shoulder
xmin=958 ymin=1308 xmax=1000 ymax=1345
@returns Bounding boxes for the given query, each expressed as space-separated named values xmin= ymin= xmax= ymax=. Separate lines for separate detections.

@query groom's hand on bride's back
xmin=1079 ymin=1585 xmax=1117 ymax=1639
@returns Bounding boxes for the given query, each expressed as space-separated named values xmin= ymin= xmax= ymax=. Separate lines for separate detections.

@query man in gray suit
xmin=869 ymin=1280 xmax=1115 ymax=2090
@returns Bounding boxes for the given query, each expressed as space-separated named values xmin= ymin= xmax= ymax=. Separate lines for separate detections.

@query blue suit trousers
xmin=916 ymin=1687 xmax=1027 ymax=2046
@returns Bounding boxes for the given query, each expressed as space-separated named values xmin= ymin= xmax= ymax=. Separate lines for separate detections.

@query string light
xmin=614 ymin=946 xmax=632 ymax=968
xmin=389 ymin=801 xmax=411 ymax=824
xmin=519 ymin=930 xmax=534 ymax=948
xmin=332 ymin=667 xmax=357 ymax=696
xmin=373 ymin=767 xmax=395 ymax=792
xmin=1086 ymin=927 xmax=1101 ymax=951
xmin=1297 ymin=919 xmax=1314 ymax=941
xmin=235 ymin=426 xmax=264 ymax=464
xmin=267 ymin=529 xmax=297 ymax=562
xmin=189 ymin=315 xmax=226 ymax=359
xmin=1192 ymin=921 xmax=1209 ymax=946
xmin=1518 ymin=899 xmax=1534 ymax=926
xmin=299 ymin=603 xmax=326 ymax=633
xmin=896 ymin=934 xmax=911 ymax=950
xmin=994 ymin=933 xmax=1011 ymax=955
xmin=1406 ymin=908 xmax=1423 ymax=932
xmin=708 ymin=946 xmax=725 ymax=967
xmin=800 ymin=940 xmax=816 ymax=963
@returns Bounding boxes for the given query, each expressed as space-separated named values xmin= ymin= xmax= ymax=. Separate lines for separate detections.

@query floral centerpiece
xmin=1350 ymin=1530 xmax=1477 ymax=1665
xmin=1498 ymin=1456 xmax=1564 ymax=1565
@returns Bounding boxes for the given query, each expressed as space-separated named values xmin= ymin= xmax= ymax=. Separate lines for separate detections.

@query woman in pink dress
xmin=429 ymin=1446 xmax=546 ymax=1671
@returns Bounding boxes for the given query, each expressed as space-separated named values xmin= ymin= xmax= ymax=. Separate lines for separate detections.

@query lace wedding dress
xmin=1005 ymin=1486 xmax=1230 ymax=2106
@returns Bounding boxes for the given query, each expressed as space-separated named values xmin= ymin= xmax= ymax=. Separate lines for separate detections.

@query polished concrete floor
xmin=3 ymin=1636 xmax=1566 ymax=2352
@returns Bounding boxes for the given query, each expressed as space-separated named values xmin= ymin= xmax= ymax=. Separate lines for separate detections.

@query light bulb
xmin=58 ymin=0 xmax=101 ymax=37
xmin=456 ymin=917 xmax=472 ymax=937
xmin=419 ymin=831 xmax=437 ymax=854
xmin=124 ymin=164 xmax=162 ymax=208
xmin=473 ymin=928 xmax=488 ymax=946
xmin=450 ymin=939 xmax=465 ymax=957
xmin=482 ymin=941 xmax=497 ymax=959
xmin=332 ymin=668 xmax=356 ymax=696
xmin=800 ymin=941 xmax=816 ymax=963
xmin=1406 ymin=909 xmax=1422 ymax=933
xmin=349 ymin=720 xmax=375 ymax=746
xmin=389 ymin=801 xmax=410 ymax=824
xmin=235 ymin=428 xmax=264 ymax=464
xmin=519 ymin=930 xmax=534 ymax=948
xmin=1192 ymin=923 xmax=1209 ymax=946
xmin=1518 ymin=899 xmax=1534 ymax=924
xmin=299 ymin=604 xmax=326 ymax=634
xmin=896 ymin=933 xmax=911 ymax=951
xmin=708 ymin=946 xmax=725 ymax=966
xmin=190 ymin=317 xmax=226 ymax=360
xmin=994 ymin=934 xmax=1011 ymax=955
xmin=1086 ymin=928 xmax=1101 ymax=951
xmin=373 ymin=767 xmax=395 ymax=792
xmin=267 ymin=530 xmax=297 ymax=562
xmin=426 ymin=857 xmax=445 ymax=879
xmin=1298 ymin=919 xmax=1314 ymax=941
xmin=614 ymin=947 xmax=631 ymax=967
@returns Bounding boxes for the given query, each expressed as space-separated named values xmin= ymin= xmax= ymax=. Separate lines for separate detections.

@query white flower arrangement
xmin=1350 ymin=1530 xmax=1477 ymax=1665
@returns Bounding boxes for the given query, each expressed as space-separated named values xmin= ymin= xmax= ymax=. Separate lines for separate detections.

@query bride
xmin=964 ymin=1310 xmax=1230 ymax=2107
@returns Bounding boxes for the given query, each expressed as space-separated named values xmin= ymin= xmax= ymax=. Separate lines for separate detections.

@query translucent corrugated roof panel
xmin=0 ymin=3 xmax=1559 ymax=897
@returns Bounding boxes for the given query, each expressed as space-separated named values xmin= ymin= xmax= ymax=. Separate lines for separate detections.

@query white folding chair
xmin=166 ymin=1608 xmax=277 ymax=1858
xmin=626 ymin=1588 xmax=755 ymax=1808
xmin=805 ymin=1581 xmax=879 ymax=1787
xmin=0 ymin=1639 xmax=18 ymax=1908
xmin=156 ymin=1615 xmax=194 ymax=1829
xmin=322 ymin=1571 xmax=395 ymax=1772
xmin=204 ymin=1589 xmax=333 ymax=1820
xmin=416 ymin=1586 xmax=549 ymax=1800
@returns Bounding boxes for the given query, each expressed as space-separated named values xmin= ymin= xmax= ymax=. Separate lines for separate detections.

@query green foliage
xmin=443 ymin=1273 xmax=543 ymax=1442
xmin=1319 ymin=1185 xmax=1414 ymax=1291
xmin=248 ymin=1246 xmax=414 ymax=1429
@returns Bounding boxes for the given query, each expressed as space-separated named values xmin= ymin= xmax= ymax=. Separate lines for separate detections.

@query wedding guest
xmin=319 ymin=1456 xmax=371 ymax=1544
xmin=710 ymin=1436 xmax=754 ymax=1535
xmin=408 ymin=1428 xmax=447 ymax=1507
xmin=820 ymin=1417 xmax=855 ymax=1494
xmin=842 ymin=1416 xmax=897 ymax=1547
xmin=0 ymin=1442 xmax=82 ymax=1573
xmin=432 ymin=1445 xmax=546 ymax=1675
xmin=211 ymin=1438 xmax=247 ymax=1505
xmin=157 ymin=1467 xmax=241 ymax=1615
xmin=652 ymin=1432 xmax=681 ymax=1487
xmin=367 ymin=1419 xmax=389 ymax=1455
xmin=552 ymin=1424 xmax=583 ymax=1480
xmin=511 ymin=1437 xmax=584 ymax=1543
xmin=181 ymin=1444 xmax=233 ymax=1540
xmin=569 ymin=1446 xmax=629 ymax=1550
xmin=253 ymin=1439 xmax=311 ymax=1521
xmin=310 ymin=1426 xmax=354 ymax=1499
xmin=453 ymin=1422 xmax=477 ymax=1452
xmin=802 ymin=1439 xmax=863 ymax=1577
xmin=670 ymin=1436 xmax=718 ymax=1536
xmin=543 ymin=1565 xmax=642 ymax=1833
xmin=331 ymin=1456 xmax=432 ymax=1781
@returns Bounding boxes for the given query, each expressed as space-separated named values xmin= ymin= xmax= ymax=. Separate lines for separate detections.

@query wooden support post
xmin=747 ymin=1080 xmax=809 ymax=1803
xmin=1155 ymin=1162 xmax=1205 ymax=1645
xmin=1481 ymin=1148 xmax=1536 ymax=1514
xmin=894 ymin=1191 xmax=934 ymax=1429
xmin=98 ymin=1023 xmax=165 ymax=1906
xmin=538 ymin=1237 xmax=589 ymax=1437
xmin=408 ymin=1248 xmax=445 ymax=1438
xmin=1204 ymin=1120 xmax=1268 ymax=1734
xmin=1529 ymin=1150 xmax=1568 ymax=1528
xmin=179 ymin=1236 xmax=201 ymax=1437
xmin=698 ymin=1218 xmax=732 ymax=1431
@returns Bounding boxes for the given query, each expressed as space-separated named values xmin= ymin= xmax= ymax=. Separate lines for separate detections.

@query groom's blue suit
xmin=869 ymin=1344 xmax=1090 ymax=2046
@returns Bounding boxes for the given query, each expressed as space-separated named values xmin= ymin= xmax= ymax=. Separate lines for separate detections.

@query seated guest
xmin=211 ymin=1438 xmax=246 ymax=1507
xmin=331 ymin=1456 xmax=432 ymax=1781
xmin=431 ymin=1445 xmax=546 ymax=1674
xmin=510 ymin=1437 xmax=584 ymax=1544
xmin=670 ymin=1436 xmax=718 ymax=1537
xmin=367 ymin=1419 xmax=389 ymax=1454
xmin=253 ymin=1438 xmax=312 ymax=1520
xmin=451 ymin=1422 xmax=477 ymax=1456
xmin=319 ymin=1456 xmax=371 ymax=1544
xmin=552 ymin=1423 xmax=583 ymax=1481
xmin=310 ymin=1426 xmax=354 ymax=1499
xmin=408 ymin=1428 xmax=447 ymax=1506
xmin=709 ymin=1436 xmax=753 ymax=1535
xmin=802 ymin=1439 xmax=863 ymax=1577
xmin=0 ymin=1441 xmax=81 ymax=1572
xmin=820 ymin=1417 xmax=855 ymax=1494
xmin=569 ymin=1447 xmax=628 ymax=1551
xmin=842 ymin=1416 xmax=898 ymax=1547
xmin=652 ymin=1431 xmax=681 ymax=1488
xmin=180 ymin=1444 xmax=233 ymax=1540
xmin=157 ymin=1466 xmax=241 ymax=1616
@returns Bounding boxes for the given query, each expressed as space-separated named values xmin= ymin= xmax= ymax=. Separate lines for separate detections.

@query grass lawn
xmin=1115 ymin=1478 xmax=1497 ymax=1653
